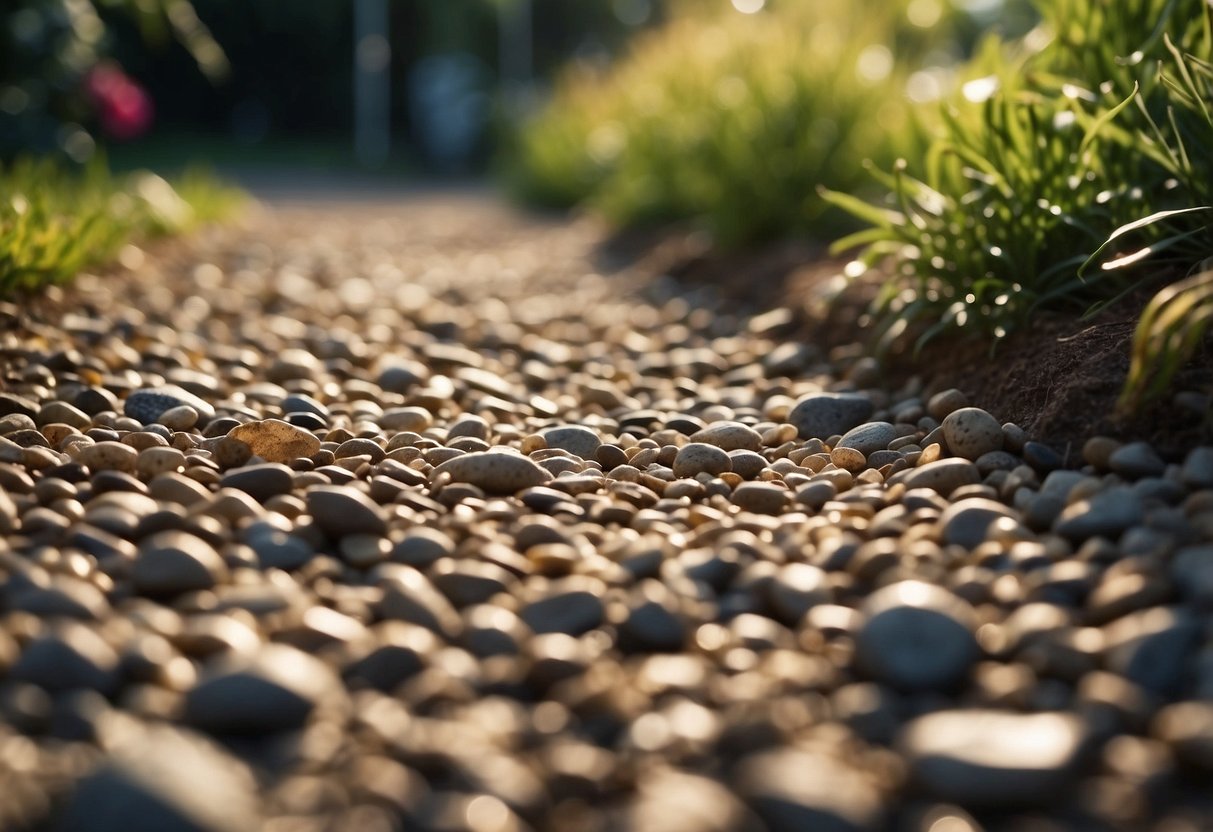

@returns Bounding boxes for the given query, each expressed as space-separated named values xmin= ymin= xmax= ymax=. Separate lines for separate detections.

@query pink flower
xmin=84 ymin=64 xmax=154 ymax=140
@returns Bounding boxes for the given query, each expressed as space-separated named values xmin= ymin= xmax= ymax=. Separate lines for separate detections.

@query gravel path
xmin=1 ymin=193 xmax=1212 ymax=832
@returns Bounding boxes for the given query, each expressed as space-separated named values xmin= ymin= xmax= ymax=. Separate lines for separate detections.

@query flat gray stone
xmin=306 ymin=485 xmax=387 ymax=538
xmin=184 ymin=644 xmax=344 ymax=735
xmin=541 ymin=425 xmax=601 ymax=459
xmin=855 ymin=581 xmax=979 ymax=690
xmin=837 ymin=422 xmax=898 ymax=456
xmin=9 ymin=621 xmax=119 ymax=693
xmin=787 ymin=393 xmax=874 ymax=439
xmin=1054 ymin=486 xmax=1143 ymax=540
xmin=125 ymin=385 xmax=216 ymax=426
xmin=937 ymin=497 xmax=1018 ymax=548
xmin=899 ymin=459 xmax=981 ymax=496
xmin=133 ymin=531 xmax=228 ymax=596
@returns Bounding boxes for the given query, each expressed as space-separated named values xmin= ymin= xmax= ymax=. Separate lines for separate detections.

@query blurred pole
xmin=354 ymin=0 xmax=391 ymax=167
xmin=498 ymin=0 xmax=533 ymax=116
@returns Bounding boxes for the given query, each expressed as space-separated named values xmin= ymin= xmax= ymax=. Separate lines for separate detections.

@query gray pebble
xmin=672 ymin=443 xmax=732 ymax=478
xmin=541 ymin=426 xmax=601 ymax=459
xmin=690 ymin=421 xmax=764 ymax=452
xmin=1109 ymin=441 xmax=1167 ymax=479
xmin=133 ymin=531 xmax=229 ymax=596
xmin=307 ymin=485 xmax=387 ymax=538
xmin=125 ymin=385 xmax=216 ymax=426
xmin=185 ymin=644 xmax=344 ymax=734
xmin=937 ymin=497 xmax=1018 ymax=548
xmin=899 ymin=459 xmax=981 ymax=495
xmin=855 ymin=581 xmax=979 ymax=690
xmin=941 ymin=407 xmax=1003 ymax=460
xmin=787 ymin=392 xmax=874 ymax=439
xmin=836 ymin=421 xmax=897 ymax=456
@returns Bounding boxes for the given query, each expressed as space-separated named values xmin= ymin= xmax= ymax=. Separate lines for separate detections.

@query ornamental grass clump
xmin=825 ymin=0 xmax=1212 ymax=410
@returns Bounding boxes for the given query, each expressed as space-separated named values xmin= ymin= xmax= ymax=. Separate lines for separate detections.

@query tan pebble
xmin=731 ymin=482 xmax=789 ymax=515
xmin=521 ymin=433 xmax=547 ymax=454
xmin=138 ymin=447 xmax=186 ymax=478
xmin=433 ymin=451 xmax=552 ymax=494
xmin=211 ymin=436 xmax=254 ymax=469
xmin=122 ymin=432 xmax=169 ymax=451
xmin=159 ymin=405 xmax=199 ymax=431
xmin=900 ymin=458 xmax=980 ymax=495
xmin=927 ymin=388 xmax=969 ymax=420
xmin=918 ymin=443 xmax=942 ymax=466
xmin=41 ymin=424 xmax=79 ymax=446
xmin=81 ymin=441 xmax=138 ymax=472
xmin=378 ymin=406 xmax=432 ymax=433
xmin=831 ymin=447 xmax=867 ymax=472
xmin=1082 ymin=436 xmax=1121 ymax=471
xmin=227 ymin=419 xmax=322 ymax=464
xmin=22 ymin=447 xmax=61 ymax=469
xmin=941 ymin=407 xmax=1003 ymax=460
xmin=690 ymin=422 xmax=763 ymax=452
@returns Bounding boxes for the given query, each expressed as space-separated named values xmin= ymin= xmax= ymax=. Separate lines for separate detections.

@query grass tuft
xmin=0 ymin=159 xmax=245 ymax=295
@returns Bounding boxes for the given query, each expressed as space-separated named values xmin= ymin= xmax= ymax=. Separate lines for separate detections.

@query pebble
xmin=937 ymin=497 xmax=1018 ymax=548
xmin=787 ymin=392 xmax=874 ymax=439
xmin=434 ymin=451 xmax=552 ymax=494
xmin=836 ymin=421 xmax=897 ymax=456
xmin=1108 ymin=441 xmax=1167 ymax=479
xmin=306 ymin=485 xmax=387 ymax=538
xmin=541 ymin=425 xmax=601 ymax=459
xmin=855 ymin=581 xmax=979 ymax=690
xmin=672 ymin=443 xmax=732 ymax=478
xmin=1153 ymin=701 xmax=1213 ymax=770
xmin=730 ymin=482 xmax=789 ymax=515
xmin=899 ymin=710 xmax=1087 ymax=805
xmin=899 ymin=458 xmax=981 ymax=495
xmin=185 ymin=644 xmax=344 ymax=734
xmin=226 ymin=418 xmax=321 ymax=464
xmin=1102 ymin=606 xmax=1199 ymax=695
xmin=55 ymin=724 xmax=261 ymax=832
xmin=125 ymin=385 xmax=216 ymax=426
xmin=81 ymin=441 xmax=138 ymax=473
xmin=1180 ymin=446 xmax=1213 ymax=488
xmin=690 ymin=422 xmax=763 ymax=452
xmin=1054 ymin=486 xmax=1144 ymax=540
xmin=736 ymin=748 xmax=886 ymax=832
xmin=9 ymin=622 xmax=120 ymax=694
xmin=941 ymin=407 xmax=1003 ymax=459
xmin=132 ymin=530 xmax=229 ymax=596
xmin=220 ymin=463 xmax=295 ymax=502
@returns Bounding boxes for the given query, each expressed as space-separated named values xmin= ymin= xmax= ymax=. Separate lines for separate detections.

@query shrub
xmin=507 ymin=1 xmax=998 ymax=246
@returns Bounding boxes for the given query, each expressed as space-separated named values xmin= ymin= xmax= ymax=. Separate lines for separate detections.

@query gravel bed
xmin=1 ymin=195 xmax=1211 ymax=832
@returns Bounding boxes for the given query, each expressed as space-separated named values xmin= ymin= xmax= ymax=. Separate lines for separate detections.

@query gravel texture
xmin=0 ymin=194 xmax=1211 ymax=831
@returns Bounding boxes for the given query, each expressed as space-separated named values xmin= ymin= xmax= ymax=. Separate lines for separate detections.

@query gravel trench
xmin=1 ymin=193 xmax=1211 ymax=831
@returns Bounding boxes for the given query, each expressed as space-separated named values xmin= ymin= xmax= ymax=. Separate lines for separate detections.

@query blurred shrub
xmin=506 ymin=0 xmax=1022 ymax=246
xmin=0 ymin=158 xmax=244 ymax=293
xmin=0 ymin=0 xmax=223 ymax=161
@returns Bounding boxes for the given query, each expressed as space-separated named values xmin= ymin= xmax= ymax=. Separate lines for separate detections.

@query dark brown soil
xmin=600 ymin=228 xmax=1213 ymax=461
